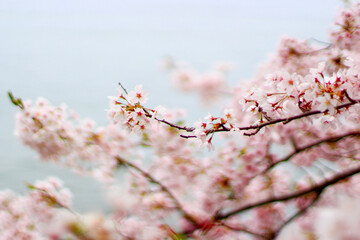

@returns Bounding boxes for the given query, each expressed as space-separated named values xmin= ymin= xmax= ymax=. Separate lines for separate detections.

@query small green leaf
xmin=25 ymin=183 xmax=36 ymax=190
xmin=8 ymin=91 xmax=24 ymax=109
xmin=170 ymin=233 xmax=188 ymax=240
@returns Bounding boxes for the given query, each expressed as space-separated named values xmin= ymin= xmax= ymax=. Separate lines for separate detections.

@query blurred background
xmin=0 ymin=0 xmax=342 ymax=212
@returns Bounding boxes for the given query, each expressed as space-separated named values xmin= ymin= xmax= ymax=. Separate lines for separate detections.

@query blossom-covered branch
xmin=216 ymin=164 xmax=360 ymax=220
xmin=267 ymin=130 xmax=360 ymax=171
xmin=8 ymin=3 xmax=360 ymax=239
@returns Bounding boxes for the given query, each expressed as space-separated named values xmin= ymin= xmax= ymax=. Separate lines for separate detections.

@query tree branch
xmin=269 ymin=192 xmax=321 ymax=239
xmin=219 ymin=222 xmax=268 ymax=239
xmin=215 ymin=164 xmax=360 ymax=220
xmin=266 ymin=130 xmax=360 ymax=171
xmin=237 ymin=100 xmax=359 ymax=134
xmin=174 ymin=99 xmax=360 ymax=138
xmin=154 ymin=116 xmax=195 ymax=132
xmin=233 ymin=130 xmax=360 ymax=205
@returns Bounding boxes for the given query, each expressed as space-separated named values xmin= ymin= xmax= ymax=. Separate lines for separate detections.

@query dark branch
xmin=215 ymin=164 xmax=360 ymax=220
xmin=239 ymin=100 xmax=359 ymax=133
xmin=118 ymin=82 xmax=128 ymax=95
xmin=220 ymin=222 xmax=268 ymax=239
xmin=266 ymin=130 xmax=360 ymax=171
xmin=178 ymin=99 xmax=360 ymax=138
xmin=154 ymin=117 xmax=195 ymax=132
xmin=269 ymin=192 xmax=321 ymax=239
xmin=343 ymin=89 xmax=356 ymax=103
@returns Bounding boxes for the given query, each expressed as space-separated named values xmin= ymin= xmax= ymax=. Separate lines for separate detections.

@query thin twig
xmin=118 ymin=82 xmax=128 ymax=95
xmin=154 ymin=117 xmax=195 ymax=132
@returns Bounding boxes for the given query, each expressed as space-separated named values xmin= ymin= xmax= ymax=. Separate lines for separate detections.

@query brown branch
xmin=269 ymin=192 xmax=321 ymax=239
xmin=178 ymin=99 xmax=360 ymax=138
xmin=266 ymin=130 xmax=360 ymax=172
xmin=219 ymin=222 xmax=267 ymax=239
xmin=198 ymin=130 xmax=360 ymax=238
xmin=343 ymin=89 xmax=356 ymax=103
xmin=179 ymin=134 xmax=197 ymax=139
xmin=144 ymin=110 xmax=195 ymax=132
xmin=238 ymin=100 xmax=359 ymax=133
xmin=154 ymin=116 xmax=195 ymax=132
xmin=215 ymin=164 xmax=360 ymax=220
xmin=222 ymin=130 xmax=360 ymax=204
xmin=115 ymin=156 xmax=198 ymax=226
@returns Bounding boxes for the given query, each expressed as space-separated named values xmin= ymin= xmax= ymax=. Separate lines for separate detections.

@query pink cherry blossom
xmin=8 ymin=3 xmax=360 ymax=240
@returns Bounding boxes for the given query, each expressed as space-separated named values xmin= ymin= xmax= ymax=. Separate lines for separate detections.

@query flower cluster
xmin=330 ymin=3 xmax=360 ymax=50
xmin=108 ymin=85 xmax=157 ymax=134
xmin=0 ymin=177 xmax=72 ymax=239
xmin=161 ymin=58 xmax=231 ymax=104
xmin=15 ymin=98 xmax=75 ymax=160
xmin=15 ymin=98 xmax=134 ymax=182
xmin=192 ymin=110 xmax=238 ymax=149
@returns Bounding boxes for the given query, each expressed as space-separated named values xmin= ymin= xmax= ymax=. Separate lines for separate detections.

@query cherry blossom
xmin=7 ymin=3 xmax=360 ymax=240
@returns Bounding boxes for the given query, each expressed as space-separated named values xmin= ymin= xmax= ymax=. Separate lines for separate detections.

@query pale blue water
xmin=0 ymin=0 xmax=341 ymax=212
